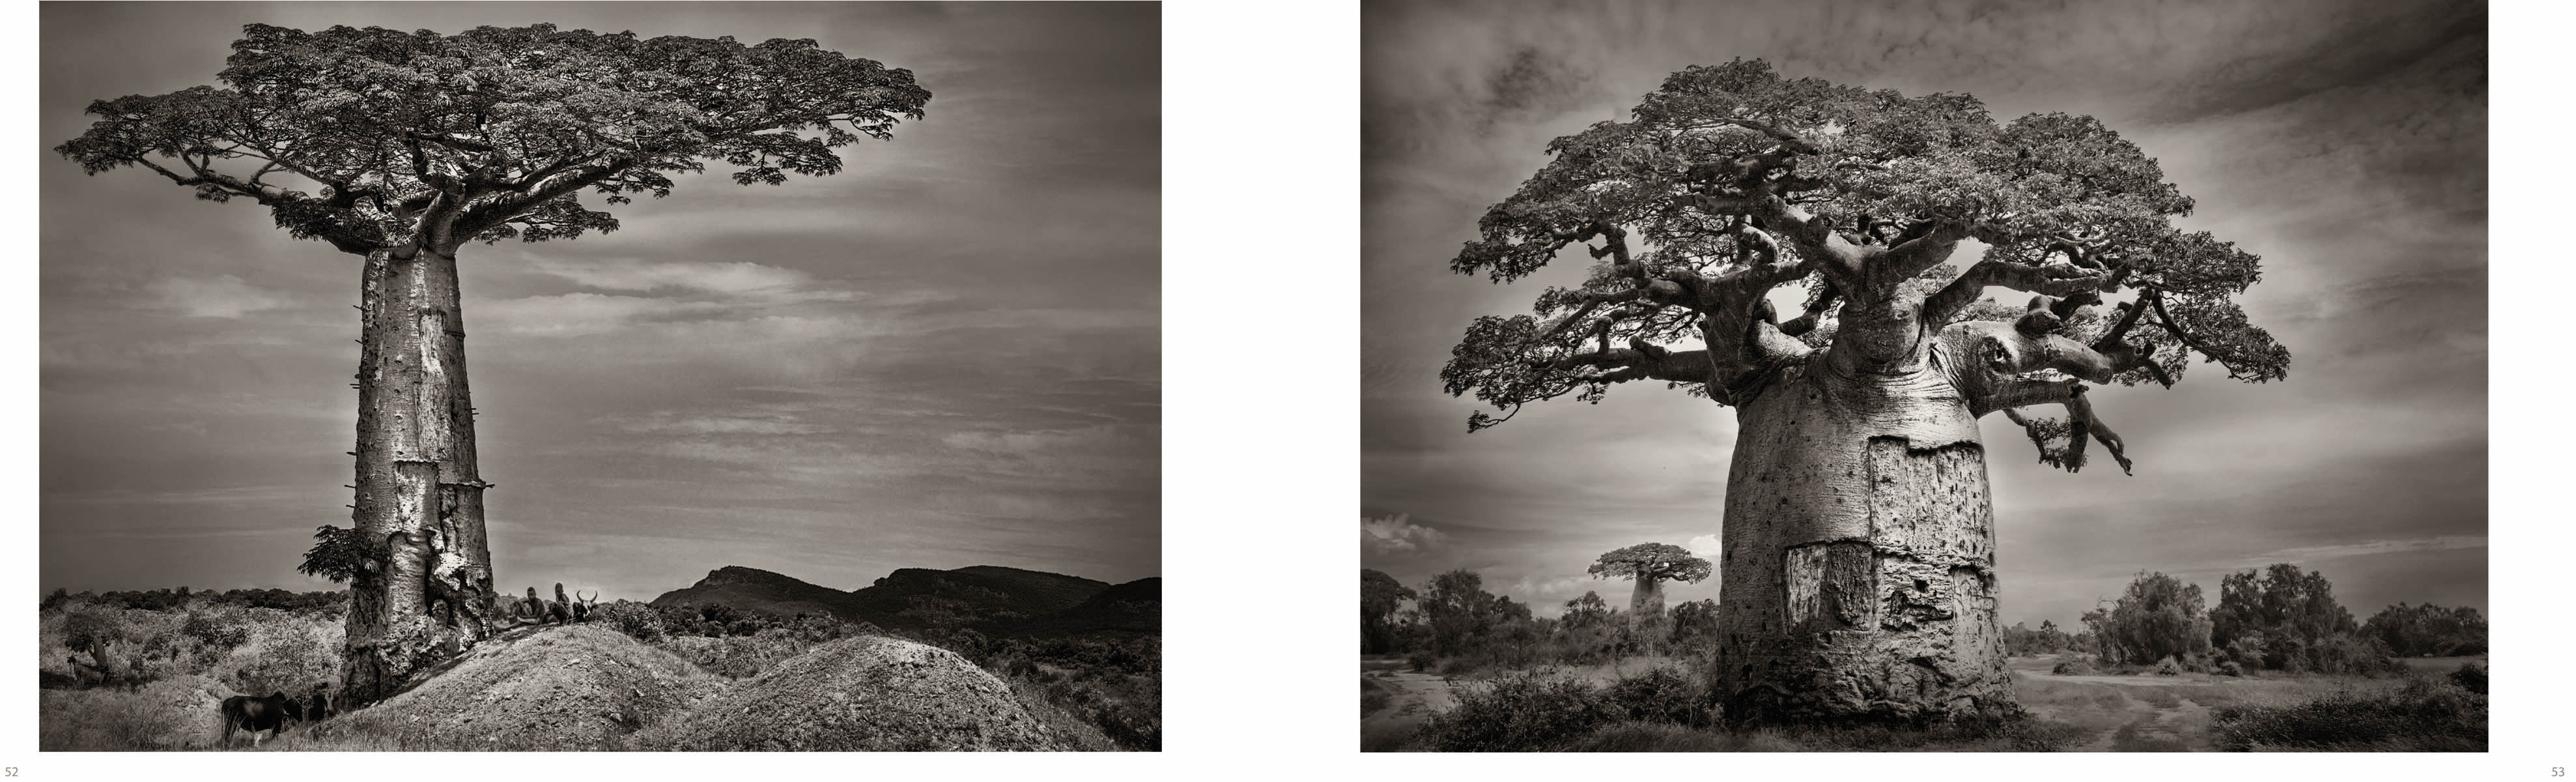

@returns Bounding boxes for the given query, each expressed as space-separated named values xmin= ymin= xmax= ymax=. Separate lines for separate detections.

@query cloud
xmin=524 ymin=257 xmax=810 ymax=295
xmin=1362 ymin=513 xmax=1447 ymax=556
xmin=477 ymin=293 xmax=725 ymax=336
xmin=2242 ymin=536 xmax=2487 ymax=568
xmin=1686 ymin=534 xmax=1721 ymax=558
xmin=1513 ymin=574 xmax=1596 ymax=604
xmin=614 ymin=411 xmax=833 ymax=436
xmin=142 ymin=275 xmax=290 ymax=318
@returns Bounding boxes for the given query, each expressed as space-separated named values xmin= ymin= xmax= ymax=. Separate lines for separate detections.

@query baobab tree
xmin=1587 ymin=542 xmax=1711 ymax=654
xmin=56 ymin=23 xmax=929 ymax=705
xmin=1441 ymin=60 xmax=2286 ymax=721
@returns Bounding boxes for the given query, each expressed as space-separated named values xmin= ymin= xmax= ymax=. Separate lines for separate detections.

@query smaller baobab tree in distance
xmin=1587 ymin=542 xmax=1712 ymax=652
xmin=56 ymin=23 xmax=929 ymax=706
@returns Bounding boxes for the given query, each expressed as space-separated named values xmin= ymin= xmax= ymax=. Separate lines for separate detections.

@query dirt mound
xmin=633 ymin=635 xmax=1062 ymax=751
xmin=320 ymin=624 xmax=718 ymax=750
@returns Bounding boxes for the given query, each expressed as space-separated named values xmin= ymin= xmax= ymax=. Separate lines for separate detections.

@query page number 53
xmin=2551 ymin=768 xmax=2565 ymax=777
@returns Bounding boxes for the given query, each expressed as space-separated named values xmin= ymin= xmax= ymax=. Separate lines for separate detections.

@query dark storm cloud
xmin=1364 ymin=0 xmax=2484 ymax=624
xmin=40 ymin=2 xmax=1159 ymax=598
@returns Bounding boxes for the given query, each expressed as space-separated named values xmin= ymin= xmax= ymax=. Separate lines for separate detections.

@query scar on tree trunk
xmin=341 ymin=246 xmax=496 ymax=706
xmin=1713 ymin=358 xmax=2011 ymax=724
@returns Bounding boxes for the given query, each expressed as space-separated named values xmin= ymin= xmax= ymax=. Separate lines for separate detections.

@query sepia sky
xmin=1363 ymin=0 xmax=2486 ymax=626
xmin=39 ymin=2 xmax=1160 ymax=598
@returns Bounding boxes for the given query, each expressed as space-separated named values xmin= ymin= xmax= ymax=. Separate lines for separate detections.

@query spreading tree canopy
xmin=57 ymin=23 xmax=930 ymax=255
xmin=1441 ymin=59 xmax=2287 ymax=474
xmin=2082 ymin=570 xmax=2213 ymax=665
xmin=1586 ymin=542 xmax=1712 ymax=584
xmin=2210 ymin=563 xmax=2358 ymax=652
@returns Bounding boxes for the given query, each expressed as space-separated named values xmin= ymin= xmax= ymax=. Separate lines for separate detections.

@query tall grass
xmin=2211 ymin=674 xmax=2486 ymax=751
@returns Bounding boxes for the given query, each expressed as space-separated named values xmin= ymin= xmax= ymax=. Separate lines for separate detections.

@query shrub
xmin=1406 ymin=650 xmax=1437 ymax=673
xmin=2051 ymin=657 xmax=2099 ymax=676
xmin=2304 ymin=633 xmax=2401 ymax=676
xmin=2212 ymin=675 xmax=2485 ymax=751
xmin=1601 ymin=666 xmax=1713 ymax=727
xmin=2448 ymin=663 xmax=2487 ymax=695
xmin=2082 ymin=571 xmax=2212 ymax=665
xmin=2153 ymin=656 xmax=2181 ymax=676
xmin=61 ymin=610 xmax=124 ymax=657
xmin=2360 ymin=603 xmax=2487 ymax=657
xmin=182 ymin=611 xmax=250 ymax=650
xmin=2216 ymin=660 xmax=2244 ymax=677
xmin=593 ymin=600 xmax=667 ymax=643
xmin=217 ymin=619 xmax=340 ymax=696
xmin=1417 ymin=670 xmax=1616 ymax=751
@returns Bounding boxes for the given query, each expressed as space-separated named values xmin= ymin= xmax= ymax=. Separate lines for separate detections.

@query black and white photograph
xmin=1362 ymin=0 xmax=2488 ymax=751
xmin=36 ymin=1 xmax=1159 ymax=752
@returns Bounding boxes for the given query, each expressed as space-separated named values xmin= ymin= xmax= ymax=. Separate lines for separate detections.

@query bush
xmin=2082 ymin=571 xmax=2213 ymax=665
xmin=593 ymin=600 xmax=667 ymax=643
xmin=1417 ymin=669 xmax=1615 ymax=751
xmin=220 ymin=621 xmax=339 ymax=696
xmin=2360 ymin=603 xmax=2487 ymax=657
xmin=2304 ymin=633 xmax=2401 ymax=676
xmin=2051 ymin=657 xmax=2099 ymax=676
xmin=2448 ymin=663 xmax=2487 ymax=695
xmin=2153 ymin=656 xmax=2181 ymax=676
xmin=2213 ymin=675 xmax=2485 ymax=751
xmin=2216 ymin=659 xmax=2244 ymax=677
xmin=1601 ymin=666 xmax=1714 ymax=727
xmin=182 ymin=611 xmax=251 ymax=650
xmin=61 ymin=610 xmax=124 ymax=657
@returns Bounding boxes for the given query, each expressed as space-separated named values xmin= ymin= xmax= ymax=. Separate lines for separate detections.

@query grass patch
xmin=1554 ymin=721 xmax=1740 ymax=751
xmin=1361 ymin=676 xmax=1391 ymax=716
xmin=1361 ymin=719 xmax=1421 ymax=752
xmin=2108 ymin=718 xmax=2188 ymax=752
xmin=2212 ymin=675 xmax=2485 ymax=751
xmin=2016 ymin=677 xmax=2134 ymax=714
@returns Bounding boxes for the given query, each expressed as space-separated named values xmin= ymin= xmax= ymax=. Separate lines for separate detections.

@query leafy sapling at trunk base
xmin=57 ymin=23 xmax=929 ymax=707
xmin=1442 ymin=60 xmax=2287 ymax=723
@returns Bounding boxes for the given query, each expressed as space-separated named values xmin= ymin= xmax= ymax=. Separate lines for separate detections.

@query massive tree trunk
xmin=342 ymin=243 xmax=496 ymax=706
xmin=1712 ymin=349 xmax=2010 ymax=723
xmin=1628 ymin=576 xmax=1665 ymax=654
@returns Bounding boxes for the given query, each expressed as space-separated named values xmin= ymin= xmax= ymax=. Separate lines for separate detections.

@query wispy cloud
xmin=1362 ymin=513 xmax=1448 ymax=556
xmin=142 ymin=275 xmax=290 ymax=318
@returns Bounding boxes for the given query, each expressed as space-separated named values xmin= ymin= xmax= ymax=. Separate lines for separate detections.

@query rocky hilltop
xmin=650 ymin=564 xmax=1159 ymax=638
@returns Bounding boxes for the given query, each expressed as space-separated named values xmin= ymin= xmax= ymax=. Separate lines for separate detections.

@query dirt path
xmin=1365 ymin=670 xmax=1457 ymax=718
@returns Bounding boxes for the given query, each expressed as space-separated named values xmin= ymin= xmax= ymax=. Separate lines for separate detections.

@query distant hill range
xmin=651 ymin=564 xmax=1159 ymax=638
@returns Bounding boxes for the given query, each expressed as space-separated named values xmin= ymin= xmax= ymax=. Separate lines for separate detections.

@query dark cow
xmin=219 ymin=692 xmax=302 ymax=747
xmin=307 ymin=682 xmax=335 ymax=723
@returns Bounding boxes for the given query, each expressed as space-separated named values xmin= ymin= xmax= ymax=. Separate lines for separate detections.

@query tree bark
xmin=1712 ymin=349 xmax=2011 ymax=723
xmin=342 ymin=244 xmax=495 ymax=706
xmin=1629 ymin=577 xmax=1666 ymax=655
